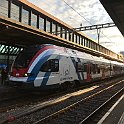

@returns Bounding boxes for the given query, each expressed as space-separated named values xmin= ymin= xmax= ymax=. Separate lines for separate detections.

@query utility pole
xmin=97 ymin=28 xmax=101 ymax=44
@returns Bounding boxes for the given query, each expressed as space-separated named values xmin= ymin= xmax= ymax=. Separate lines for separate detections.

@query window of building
xmin=40 ymin=59 xmax=59 ymax=72
xmin=46 ymin=20 xmax=51 ymax=33
xmin=74 ymin=33 xmax=76 ymax=43
xmin=80 ymin=37 xmax=82 ymax=45
xmin=31 ymin=13 xmax=37 ymax=28
xmin=39 ymin=17 xmax=44 ymax=30
xmin=52 ymin=23 xmax=56 ymax=35
xmin=69 ymin=32 xmax=72 ymax=41
xmin=86 ymin=39 xmax=89 ymax=47
xmin=92 ymin=43 xmax=95 ymax=49
xmin=84 ymin=38 xmax=86 ymax=46
xmin=62 ymin=28 xmax=66 ymax=39
xmin=22 ymin=8 xmax=29 ymax=25
xmin=0 ymin=0 xmax=8 ymax=17
xmin=11 ymin=3 xmax=19 ymax=21
xmin=77 ymin=35 xmax=80 ymax=44
xmin=57 ymin=25 xmax=61 ymax=37
xmin=89 ymin=41 xmax=91 ymax=48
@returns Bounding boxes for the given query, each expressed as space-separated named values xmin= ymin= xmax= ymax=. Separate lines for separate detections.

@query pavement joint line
xmin=118 ymin=112 xmax=124 ymax=124
xmin=97 ymin=94 xmax=124 ymax=124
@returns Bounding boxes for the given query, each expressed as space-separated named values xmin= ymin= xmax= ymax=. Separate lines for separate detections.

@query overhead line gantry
xmin=74 ymin=23 xmax=116 ymax=31
xmin=74 ymin=22 xmax=116 ymax=44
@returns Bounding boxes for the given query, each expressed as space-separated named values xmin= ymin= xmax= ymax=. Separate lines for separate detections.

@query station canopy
xmin=100 ymin=0 xmax=124 ymax=36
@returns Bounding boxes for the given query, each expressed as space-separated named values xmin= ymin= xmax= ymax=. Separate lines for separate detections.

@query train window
xmin=40 ymin=59 xmax=59 ymax=72
xmin=14 ymin=46 xmax=40 ymax=68
xmin=11 ymin=3 xmax=19 ymax=21
xmin=76 ymin=62 xmax=83 ymax=72
xmin=83 ymin=64 xmax=87 ymax=72
xmin=66 ymin=30 xmax=69 ymax=41
xmin=97 ymin=65 xmax=100 ymax=73
xmin=31 ymin=13 xmax=37 ymax=28
xmin=92 ymin=64 xmax=96 ymax=74
xmin=22 ymin=8 xmax=29 ymax=25
xmin=0 ymin=0 xmax=8 ymax=17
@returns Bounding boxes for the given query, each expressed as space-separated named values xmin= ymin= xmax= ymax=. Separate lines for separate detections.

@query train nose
xmin=12 ymin=68 xmax=28 ymax=77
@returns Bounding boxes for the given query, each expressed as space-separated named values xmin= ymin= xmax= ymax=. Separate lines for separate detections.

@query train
xmin=9 ymin=44 xmax=124 ymax=89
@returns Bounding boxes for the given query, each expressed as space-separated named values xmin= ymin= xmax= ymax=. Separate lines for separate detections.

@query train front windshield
xmin=14 ymin=46 xmax=40 ymax=68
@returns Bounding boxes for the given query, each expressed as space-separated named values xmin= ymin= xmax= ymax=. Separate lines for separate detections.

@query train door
xmin=83 ymin=63 xmax=91 ymax=82
xmin=87 ymin=63 xmax=92 ymax=82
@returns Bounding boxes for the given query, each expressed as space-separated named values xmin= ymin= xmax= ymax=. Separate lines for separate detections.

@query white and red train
xmin=9 ymin=44 xmax=124 ymax=89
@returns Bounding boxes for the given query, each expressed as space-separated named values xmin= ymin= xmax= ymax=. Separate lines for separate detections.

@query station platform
xmin=0 ymin=85 xmax=12 ymax=93
xmin=0 ymin=77 xmax=12 ymax=93
xmin=97 ymin=94 xmax=124 ymax=124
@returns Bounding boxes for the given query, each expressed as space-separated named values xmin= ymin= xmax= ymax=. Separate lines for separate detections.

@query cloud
xmin=27 ymin=0 xmax=124 ymax=53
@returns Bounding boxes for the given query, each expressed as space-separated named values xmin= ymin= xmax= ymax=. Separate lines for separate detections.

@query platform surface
xmin=97 ymin=94 xmax=124 ymax=124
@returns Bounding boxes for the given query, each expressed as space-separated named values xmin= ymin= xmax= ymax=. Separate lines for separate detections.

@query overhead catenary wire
xmin=62 ymin=0 xmax=115 ymax=44
xmin=62 ymin=0 xmax=93 ymax=26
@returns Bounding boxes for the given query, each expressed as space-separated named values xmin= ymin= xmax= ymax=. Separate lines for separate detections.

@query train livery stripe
xmin=28 ymin=49 xmax=52 ymax=73
xmin=28 ymin=45 xmax=56 ymax=68
xmin=28 ymin=45 xmax=65 ymax=73
xmin=70 ymin=57 xmax=82 ymax=81
xmin=27 ymin=49 xmax=55 ymax=82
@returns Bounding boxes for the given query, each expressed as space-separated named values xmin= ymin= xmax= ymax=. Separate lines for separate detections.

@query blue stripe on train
xmin=27 ymin=49 xmax=54 ymax=82
xmin=70 ymin=57 xmax=82 ymax=81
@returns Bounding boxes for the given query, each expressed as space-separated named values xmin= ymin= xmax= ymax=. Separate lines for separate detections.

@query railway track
xmin=0 ymin=75 xmax=118 ymax=114
xmin=79 ymin=88 xmax=123 ymax=124
xmin=33 ymin=80 xmax=124 ymax=124
xmin=0 ymin=88 xmax=65 ymax=113
xmin=0 ymin=78 xmax=123 ymax=124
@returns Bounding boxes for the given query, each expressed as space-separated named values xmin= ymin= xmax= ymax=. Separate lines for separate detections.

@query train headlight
xmin=24 ymin=73 xmax=28 ymax=77
xmin=24 ymin=73 xmax=31 ymax=77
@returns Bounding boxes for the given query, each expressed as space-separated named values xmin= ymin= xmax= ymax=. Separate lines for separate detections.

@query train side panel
xmin=9 ymin=44 xmax=124 ymax=89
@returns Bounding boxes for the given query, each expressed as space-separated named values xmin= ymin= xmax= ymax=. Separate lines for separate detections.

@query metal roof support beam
xmin=74 ymin=23 xmax=116 ymax=31
xmin=6 ymin=45 xmax=10 ymax=73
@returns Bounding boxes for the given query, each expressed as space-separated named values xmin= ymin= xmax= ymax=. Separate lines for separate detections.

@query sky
xmin=28 ymin=0 xmax=124 ymax=53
